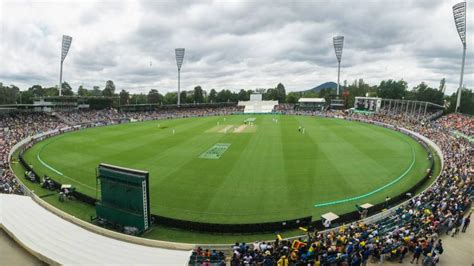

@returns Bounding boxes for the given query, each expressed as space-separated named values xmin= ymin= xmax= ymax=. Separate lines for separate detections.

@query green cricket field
xmin=23 ymin=114 xmax=431 ymax=224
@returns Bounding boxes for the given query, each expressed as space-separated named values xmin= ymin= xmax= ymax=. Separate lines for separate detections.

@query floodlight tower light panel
xmin=453 ymin=2 xmax=467 ymax=112
xmin=453 ymin=2 xmax=467 ymax=46
xmin=175 ymin=48 xmax=185 ymax=70
xmin=333 ymin=36 xmax=344 ymax=62
xmin=61 ymin=35 xmax=72 ymax=62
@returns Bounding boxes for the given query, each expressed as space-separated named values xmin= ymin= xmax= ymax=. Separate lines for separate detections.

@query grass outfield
xmin=23 ymin=115 xmax=431 ymax=224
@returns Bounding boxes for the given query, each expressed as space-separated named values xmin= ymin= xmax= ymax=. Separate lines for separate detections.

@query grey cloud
xmin=0 ymin=0 xmax=472 ymax=95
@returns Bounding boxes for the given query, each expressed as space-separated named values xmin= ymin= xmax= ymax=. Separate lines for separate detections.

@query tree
xmin=147 ymin=89 xmax=162 ymax=104
xmin=77 ymin=85 xmax=89 ymax=96
xmin=44 ymin=86 xmax=59 ymax=96
xmin=377 ymin=79 xmax=407 ymax=99
xmin=345 ymin=79 xmax=371 ymax=107
xmin=238 ymin=89 xmax=249 ymax=101
xmin=286 ymin=92 xmax=299 ymax=103
xmin=246 ymin=89 xmax=254 ymax=98
xmin=275 ymin=83 xmax=287 ymax=103
xmin=29 ymin=85 xmax=44 ymax=97
xmin=193 ymin=86 xmax=204 ymax=103
xmin=61 ymin=82 xmax=74 ymax=96
xmin=409 ymin=82 xmax=444 ymax=105
xmin=91 ymin=86 xmax=102 ymax=96
xmin=264 ymin=88 xmax=278 ymax=100
xmin=318 ymin=88 xmax=332 ymax=103
xmin=179 ymin=91 xmax=187 ymax=103
xmin=216 ymin=89 xmax=233 ymax=102
xmin=209 ymin=89 xmax=217 ymax=103
xmin=130 ymin=93 xmax=147 ymax=104
xmin=229 ymin=91 xmax=239 ymax=102
xmin=439 ymin=78 xmax=446 ymax=93
xmin=119 ymin=89 xmax=130 ymax=105
xmin=0 ymin=83 xmax=19 ymax=104
xmin=186 ymin=94 xmax=194 ymax=103
xmin=164 ymin=92 xmax=177 ymax=104
xmin=102 ymin=80 xmax=116 ymax=97
xmin=19 ymin=90 xmax=34 ymax=104
xmin=446 ymin=87 xmax=474 ymax=114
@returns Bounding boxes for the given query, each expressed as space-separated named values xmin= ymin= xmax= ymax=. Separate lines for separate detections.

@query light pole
xmin=333 ymin=36 xmax=344 ymax=97
xmin=59 ymin=35 xmax=72 ymax=97
xmin=175 ymin=48 xmax=185 ymax=106
xmin=453 ymin=2 xmax=467 ymax=113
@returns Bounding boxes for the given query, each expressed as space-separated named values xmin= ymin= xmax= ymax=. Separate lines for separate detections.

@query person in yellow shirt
xmin=277 ymin=255 xmax=289 ymax=266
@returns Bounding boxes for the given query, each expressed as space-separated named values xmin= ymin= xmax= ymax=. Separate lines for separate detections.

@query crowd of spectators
xmin=273 ymin=103 xmax=295 ymax=112
xmin=55 ymin=109 xmax=127 ymax=125
xmin=273 ymin=103 xmax=444 ymax=123
xmin=0 ymin=113 xmax=68 ymax=193
xmin=124 ymin=106 xmax=243 ymax=122
xmin=436 ymin=113 xmax=474 ymax=137
xmin=377 ymin=104 xmax=444 ymax=123
xmin=56 ymin=106 xmax=243 ymax=126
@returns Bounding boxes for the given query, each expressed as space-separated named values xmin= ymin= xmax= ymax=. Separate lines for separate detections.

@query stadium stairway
xmin=0 ymin=194 xmax=191 ymax=265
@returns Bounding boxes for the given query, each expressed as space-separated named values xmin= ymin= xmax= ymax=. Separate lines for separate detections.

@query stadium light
xmin=453 ymin=2 xmax=467 ymax=113
xmin=175 ymin=48 xmax=185 ymax=106
xmin=333 ymin=36 xmax=344 ymax=96
xmin=59 ymin=35 xmax=72 ymax=97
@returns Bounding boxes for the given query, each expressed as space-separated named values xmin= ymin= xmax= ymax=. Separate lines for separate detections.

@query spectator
xmin=462 ymin=214 xmax=471 ymax=233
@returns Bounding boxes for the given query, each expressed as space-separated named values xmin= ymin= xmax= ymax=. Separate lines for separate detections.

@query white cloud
xmin=0 ymin=0 xmax=472 ymax=95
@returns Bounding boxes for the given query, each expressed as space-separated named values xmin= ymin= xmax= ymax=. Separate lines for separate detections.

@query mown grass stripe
xmin=314 ymin=143 xmax=416 ymax=207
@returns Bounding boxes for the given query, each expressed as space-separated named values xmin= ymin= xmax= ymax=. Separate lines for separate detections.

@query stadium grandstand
xmin=0 ymin=102 xmax=472 ymax=264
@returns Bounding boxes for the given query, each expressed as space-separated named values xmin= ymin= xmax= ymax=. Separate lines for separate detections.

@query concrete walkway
xmin=0 ymin=229 xmax=45 ymax=266
xmin=436 ymin=218 xmax=473 ymax=266
xmin=371 ymin=210 xmax=474 ymax=265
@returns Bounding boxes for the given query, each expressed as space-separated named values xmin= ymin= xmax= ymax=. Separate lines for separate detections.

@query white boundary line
xmin=36 ymin=152 xmax=97 ymax=191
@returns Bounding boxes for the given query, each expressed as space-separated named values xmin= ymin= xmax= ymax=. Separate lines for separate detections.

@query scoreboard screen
xmin=354 ymin=97 xmax=382 ymax=112
xmin=96 ymin=163 xmax=150 ymax=232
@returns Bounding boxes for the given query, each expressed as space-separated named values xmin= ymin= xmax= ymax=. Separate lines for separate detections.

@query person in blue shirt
xmin=411 ymin=243 xmax=422 ymax=264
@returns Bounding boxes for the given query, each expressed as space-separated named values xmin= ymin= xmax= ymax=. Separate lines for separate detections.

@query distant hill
xmin=301 ymin=82 xmax=337 ymax=94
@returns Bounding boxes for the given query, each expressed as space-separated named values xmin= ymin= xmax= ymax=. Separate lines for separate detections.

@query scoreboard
xmin=354 ymin=97 xmax=382 ymax=113
xmin=96 ymin=163 xmax=150 ymax=232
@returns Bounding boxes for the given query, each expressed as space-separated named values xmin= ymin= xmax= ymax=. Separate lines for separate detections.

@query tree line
xmin=0 ymin=79 xmax=473 ymax=114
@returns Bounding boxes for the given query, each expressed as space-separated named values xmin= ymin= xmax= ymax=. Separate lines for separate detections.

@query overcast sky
xmin=0 ymin=0 xmax=472 ymax=94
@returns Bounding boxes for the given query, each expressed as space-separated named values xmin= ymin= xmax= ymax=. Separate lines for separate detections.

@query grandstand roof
xmin=298 ymin=98 xmax=326 ymax=103
xmin=381 ymin=98 xmax=444 ymax=109
xmin=0 ymin=194 xmax=191 ymax=265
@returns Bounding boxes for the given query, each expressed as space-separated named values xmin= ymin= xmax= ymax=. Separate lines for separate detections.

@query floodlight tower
xmin=59 ymin=35 xmax=72 ymax=97
xmin=453 ymin=2 xmax=467 ymax=113
xmin=333 ymin=36 xmax=344 ymax=97
xmin=175 ymin=48 xmax=185 ymax=106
